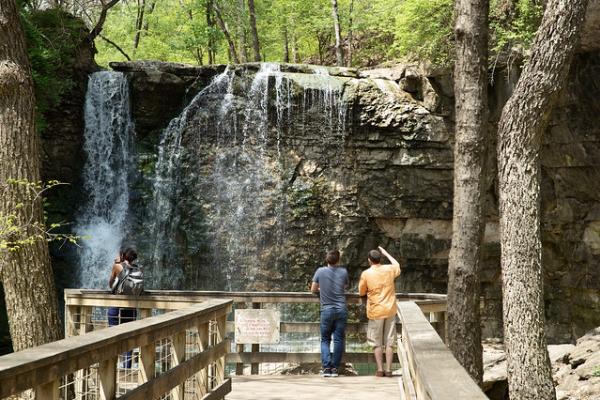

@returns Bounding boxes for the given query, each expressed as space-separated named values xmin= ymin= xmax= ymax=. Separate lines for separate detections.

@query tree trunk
xmin=446 ymin=0 xmax=489 ymax=385
xmin=283 ymin=26 xmax=289 ymax=63
xmin=206 ymin=0 xmax=215 ymax=64
xmin=331 ymin=0 xmax=343 ymax=66
xmin=346 ymin=0 xmax=353 ymax=67
xmin=0 ymin=0 xmax=62 ymax=351
xmin=86 ymin=0 xmax=120 ymax=43
xmin=238 ymin=0 xmax=248 ymax=62
xmin=247 ymin=0 xmax=260 ymax=61
xmin=133 ymin=0 xmax=146 ymax=50
xmin=213 ymin=2 xmax=240 ymax=63
xmin=497 ymin=0 xmax=589 ymax=398
xmin=291 ymin=29 xmax=298 ymax=62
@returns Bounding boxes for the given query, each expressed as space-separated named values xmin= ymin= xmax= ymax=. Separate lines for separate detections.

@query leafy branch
xmin=0 ymin=179 xmax=80 ymax=252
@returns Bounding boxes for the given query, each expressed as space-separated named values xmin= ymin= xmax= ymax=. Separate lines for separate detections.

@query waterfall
xmin=149 ymin=63 xmax=348 ymax=290
xmin=150 ymin=68 xmax=234 ymax=288
xmin=75 ymin=71 xmax=135 ymax=289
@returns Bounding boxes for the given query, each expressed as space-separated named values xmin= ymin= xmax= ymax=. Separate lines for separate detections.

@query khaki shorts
xmin=367 ymin=315 xmax=397 ymax=348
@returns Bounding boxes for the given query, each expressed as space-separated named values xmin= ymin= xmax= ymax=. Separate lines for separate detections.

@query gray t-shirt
xmin=312 ymin=265 xmax=349 ymax=310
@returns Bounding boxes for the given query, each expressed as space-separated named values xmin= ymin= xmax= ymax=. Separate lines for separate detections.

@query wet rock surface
xmin=44 ymin=53 xmax=600 ymax=341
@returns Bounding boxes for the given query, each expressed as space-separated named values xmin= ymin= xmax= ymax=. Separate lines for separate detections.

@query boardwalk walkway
xmin=226 ymin=375 xmax=403 ymax=400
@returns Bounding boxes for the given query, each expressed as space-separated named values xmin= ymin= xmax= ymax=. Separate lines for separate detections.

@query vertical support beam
xmin=432 ymin=312 xmax=447 ymax=344
xmin=65 ymin=305 xmax=79 ymax=338
xmin=139 ymin=338 xmax=155 ymax=385
xmin=79 ymin=306 xmax=93 ymax=334
xmin=250 ymin=302 xmax=260 ymax=375
xmin=99 ymin=357 xmax=117 ymax=400
xmin=35 ymin=379 xmax=59 ymax=400
xmin=196 ymin=321 xmax=210 ymax=396
xmin=171 ymin=331 xmax=187 ymax=400
xmin=235 ymin=303 xmax=246 ymax=376
xmin=75 ymin=306 xmax=93 ymax=398
xmin=139 ymin=308 xmax=152 ymax=320
xmin=216 ymin=313 xmax=227 ymax=385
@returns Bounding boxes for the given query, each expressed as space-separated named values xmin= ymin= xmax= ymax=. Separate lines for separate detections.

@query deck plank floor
xmin=226 ymin=374 xmax=403 ymax=400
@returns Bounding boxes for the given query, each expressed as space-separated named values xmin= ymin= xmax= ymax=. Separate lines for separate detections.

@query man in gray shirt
xmin=311 ymin=250 xmax=349 ymax=377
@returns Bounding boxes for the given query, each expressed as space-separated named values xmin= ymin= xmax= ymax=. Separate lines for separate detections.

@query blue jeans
xmin=320 ymin=307 xmax=347 ymax=369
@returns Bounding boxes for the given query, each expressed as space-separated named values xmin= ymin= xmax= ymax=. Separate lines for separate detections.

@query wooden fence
xmin=64 ymin=290 xmax=448 ymax=374
xmin=396 ymin=301 xmax=488 ymax=400
xmin=0 ymin=298 xmax=232 ymax=400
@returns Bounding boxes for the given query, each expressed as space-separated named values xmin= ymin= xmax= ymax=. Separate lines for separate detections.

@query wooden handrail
xmin=396 ymin=302 xmax=487 ymax=400
xmin=64 ymin=289 xmax=447 ymax=312
xmin=0 ymin=298 xmax=232 ymax=399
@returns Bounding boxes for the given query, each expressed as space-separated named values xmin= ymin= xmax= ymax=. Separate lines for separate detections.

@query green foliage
xmin=392 ymin=0 xmax=454 ymax=66
xmin=490 ymin=0 xmax=543 ymax=55
xmin=593 ymin=366 xmax=600 ymax=377
xmin=0 ymin=180 xmax=79 ymax=253
xmin=21 ymin=9 xmax=87 ymax=131
xmin=92 ymin=0 xmax=544 ymax=69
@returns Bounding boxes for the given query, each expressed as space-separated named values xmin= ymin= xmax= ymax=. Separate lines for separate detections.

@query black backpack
xmin=113 ymin=262 xmax=144 ymax=296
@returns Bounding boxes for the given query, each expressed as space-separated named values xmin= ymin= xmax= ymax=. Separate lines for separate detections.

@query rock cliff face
xmin=43 ymin=51 xmax=600 ymax=342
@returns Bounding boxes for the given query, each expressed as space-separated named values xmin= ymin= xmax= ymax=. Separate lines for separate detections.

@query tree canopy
xmin=26 ymin=0 xmax=542 ymax=68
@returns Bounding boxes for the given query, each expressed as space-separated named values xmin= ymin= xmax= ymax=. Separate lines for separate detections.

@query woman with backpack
xmin=108 ymin=246 xmax=141 ymax=368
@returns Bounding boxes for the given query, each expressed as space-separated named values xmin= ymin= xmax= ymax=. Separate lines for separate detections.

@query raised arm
xmin=378 ymin=246 xmax=399 ymax=266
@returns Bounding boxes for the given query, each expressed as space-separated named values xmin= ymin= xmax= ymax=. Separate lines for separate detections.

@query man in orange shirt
xmin=358 ymin=246 xmax=401 ymax=377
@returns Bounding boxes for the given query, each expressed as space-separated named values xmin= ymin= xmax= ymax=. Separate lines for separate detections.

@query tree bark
xmin=346 ymin=0 xmax=353 ymax=67
xmin=213 ymin=1 xmax=240 ymax=63
xmin=497 ymin=0 xmax=589 ymax=398
xmin=206 ymin=0 xmax=215 ymax=64
xmin=331 ymin=0 xmax=343 ymax=66
xmin=133 ymin=0 xmax=146 ymax=50
xmin=282 ymin=26 xmax=289 ymax=63
xmin=446 ymin=0 xmax=489 ymax=385
xmin=86 ymin=0 xmax=120 ymax=43
xmin=0 ymin=0 xmax=62 ymax=351
xmin=238 ymin=0 xmax=248 ymax=62
xmin=247 ymin=0 xmax=260 ymax=61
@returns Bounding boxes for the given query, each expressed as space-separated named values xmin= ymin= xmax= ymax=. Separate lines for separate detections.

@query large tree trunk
xmin=247 ymin=0 xmax=260 ymax=61
xmin=497 ymin=0 xmax=589 ymax=398
xmin=0 ymin=0 xmax=62 ymax=351
xmin=331 ymin=0 xmax=343 ymax=66
xmin=446 ymin=0 xmax=489 ymax=385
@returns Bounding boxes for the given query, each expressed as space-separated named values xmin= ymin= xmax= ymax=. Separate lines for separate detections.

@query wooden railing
xmin=396 ymin=301 xmax=487 ymax=400
xmin=64 ymin=289 xmax=448 ymax=374
xmin=0 ymin=298 xmax=232 ymax=400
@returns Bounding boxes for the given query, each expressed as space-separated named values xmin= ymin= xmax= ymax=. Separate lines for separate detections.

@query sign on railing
xmin=235 ymin=309 xmax=280 ymax=344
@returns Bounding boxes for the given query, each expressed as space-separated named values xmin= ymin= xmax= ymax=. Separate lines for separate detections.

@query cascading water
xmin=75 ymin=71 xmax=135 ymax=288
xmin=148 ymin=63 xmax=349 ymax=290
xmin=150 ymin=67 xmax=234 ymax=288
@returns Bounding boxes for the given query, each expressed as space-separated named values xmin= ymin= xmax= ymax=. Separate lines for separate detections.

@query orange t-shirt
xmin=358 ymin=263 xmax=401 ymax=319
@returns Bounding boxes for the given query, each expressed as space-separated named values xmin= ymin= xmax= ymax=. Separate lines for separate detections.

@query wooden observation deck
xmin=0 ymin=290 xmax=486 ymax=400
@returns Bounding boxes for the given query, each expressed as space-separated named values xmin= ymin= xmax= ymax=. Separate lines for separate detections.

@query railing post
xmin=35 ymin=379 xmax=59 ymax=400
xmin=216 ymin=314 xmax=227 ymax=386
xmin=98 ymin=357 xmax=117 ymax=400
xmin=139 ymin=338 xmax=155 ymax=385
xmin=196 ymin=321 xmax=210 ymax=396
xmin=74 ymin=306 xmax=93 ymax=398
xmin=251 ymin=302 xmax=260 ymax=375
xmin=171 ymin=331 xmax=187 ymax=400
xmin=65 ymin=305 xmax=79 ymax=338
xmin=235 ymin=303 xmax=246 ymax=376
